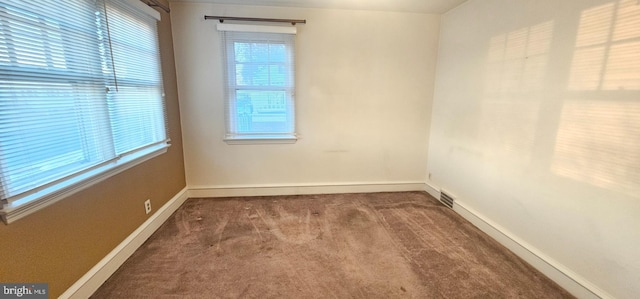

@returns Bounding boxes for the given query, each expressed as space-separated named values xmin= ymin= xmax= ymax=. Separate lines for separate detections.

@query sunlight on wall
xmin=605 ymin=41 xmax=640 ymax=89
xmin=485 ymin=21 xmax=554 ymax=93
xmin=481 ymin=21 xmax=554 ymax=163
xmin=569 ymin=0 xmax=640 ymax=90
xmin=553 ymin=0 xmax=640 ymax=196
xmin=552 ymin=99 xmax=640 ymax=195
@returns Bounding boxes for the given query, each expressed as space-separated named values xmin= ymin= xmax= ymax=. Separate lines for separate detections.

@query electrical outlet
xmin=144 ymin=199 xmax=151 ymax=214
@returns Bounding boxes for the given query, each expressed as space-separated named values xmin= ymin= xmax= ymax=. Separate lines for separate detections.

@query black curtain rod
xmin=204 ymin=15 xmax=306 ymax=25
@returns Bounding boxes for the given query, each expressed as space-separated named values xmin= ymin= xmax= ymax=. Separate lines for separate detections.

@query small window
xmin=219 ymin=24 xmax=297 ymax=144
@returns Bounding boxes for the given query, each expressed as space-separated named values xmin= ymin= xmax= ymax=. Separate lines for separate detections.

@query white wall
xmin=429 ymin=0 xmax=640 ymax=298
xmin=171 ymin=3 xmax=440 ymax=189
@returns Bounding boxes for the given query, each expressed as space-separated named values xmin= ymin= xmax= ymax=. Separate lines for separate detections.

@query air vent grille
xmin=440 ymin=191 xmax=454 ymax=209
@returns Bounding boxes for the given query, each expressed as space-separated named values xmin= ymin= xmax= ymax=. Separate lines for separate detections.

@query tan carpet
xmin=92 ymin=191 xmax=574 ymax=298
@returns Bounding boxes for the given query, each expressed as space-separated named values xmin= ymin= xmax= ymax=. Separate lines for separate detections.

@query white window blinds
xmin=0 ymin=0 xmax=167 ymax=223
xmin=219 ymin=24 xmax=297 ymax=143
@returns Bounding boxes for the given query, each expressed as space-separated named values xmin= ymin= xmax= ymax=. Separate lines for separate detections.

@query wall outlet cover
xmin=144 ymin=199 xmax=151 ymax=214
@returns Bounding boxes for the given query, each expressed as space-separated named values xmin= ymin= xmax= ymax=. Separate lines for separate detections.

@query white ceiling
xmin=169 ymin=0 xmax=468 ymax=14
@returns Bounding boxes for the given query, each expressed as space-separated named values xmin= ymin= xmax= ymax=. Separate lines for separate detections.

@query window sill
xmin=224 ymin=135 xmax=298 ymax=145
xmin=0 ymin=143 xmax=170 ymax=224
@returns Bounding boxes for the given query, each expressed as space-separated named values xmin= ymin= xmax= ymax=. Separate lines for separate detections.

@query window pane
xmin=106 ymin=3 xmax=160 ymax=83
xmin=236 ymin=63 xmax=269 ymax=86
xmin=235 ymin=90 xmax=290 ymax=133
xmin=0 ymin=0 xmax=111 ymax=199
xmin=108 ymin=86 xmax=166 ymax=154
xmin=251 ymin=43 xmax=269 ymax=62
xmin=0 ymin=81 xmax=107 ymax=196
xmin=0 ymin=1 xmax=104 ymax=76
xmin=234 ymin=42 xmax=250 ymax=63
xmin=105 ymin=0 xmax=167 ymax=155
xmin=269 ymin=65 xmax=286 ymax=86
xmin=269 ymin=43 xmax=286 ymax=62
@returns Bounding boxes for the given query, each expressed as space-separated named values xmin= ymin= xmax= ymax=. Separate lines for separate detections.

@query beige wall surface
xmin=171 ymin=3 xmax=439 ymax=188
xmin=429 ymin=0 xmax=640 ymax=298
xmin=0 ymin=9 xmax=186 ymax=298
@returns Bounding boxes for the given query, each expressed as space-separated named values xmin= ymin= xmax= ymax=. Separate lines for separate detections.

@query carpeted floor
xmin=92 ymin=192 xmax=574 ymax=298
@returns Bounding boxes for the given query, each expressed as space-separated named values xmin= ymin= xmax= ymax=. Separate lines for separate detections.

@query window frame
xmin=218 ymin=24 xmax=298 ymax=144
xmin=0 ymin=0 xmax=168 ymax=224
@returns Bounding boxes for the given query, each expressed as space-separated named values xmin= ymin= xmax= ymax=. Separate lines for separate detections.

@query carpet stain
xmin=92 ymin=192 xmax=574 ymax=299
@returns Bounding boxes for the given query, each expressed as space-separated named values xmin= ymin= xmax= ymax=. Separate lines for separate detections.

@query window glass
xmin=222 ymin=30 xmax=296 ymax=141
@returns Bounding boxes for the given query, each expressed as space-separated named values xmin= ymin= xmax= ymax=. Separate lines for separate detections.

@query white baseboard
xmin=424 ymin=181 xmax=440 ymax=199
xmin=187 ymin=181 xmax=427 ymax=198
xmin=423 ymin=181 xmax=610 ymax=299
xmin=59 ymin=187 xmax=189 ymax=299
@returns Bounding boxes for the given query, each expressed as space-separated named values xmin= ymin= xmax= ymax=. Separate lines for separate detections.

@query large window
xmin=219 ymin=24 xmax=297 ymax=143
xmin=0 ymin=0 xmax=168 ymax=223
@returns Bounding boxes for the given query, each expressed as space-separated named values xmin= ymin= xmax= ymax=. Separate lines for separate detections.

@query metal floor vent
xmin=440 ymin=191 xmax=454 ymax=209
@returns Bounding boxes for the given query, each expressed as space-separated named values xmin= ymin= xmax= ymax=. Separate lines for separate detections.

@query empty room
xmin=0 ymin=0 xmax=638 ymax=298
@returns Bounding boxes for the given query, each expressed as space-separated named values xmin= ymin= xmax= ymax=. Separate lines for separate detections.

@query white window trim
xmin=223 ymin=136 xmax=297 ymax=145
xmin=0 ymin=142 xmax=169 ymax=224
